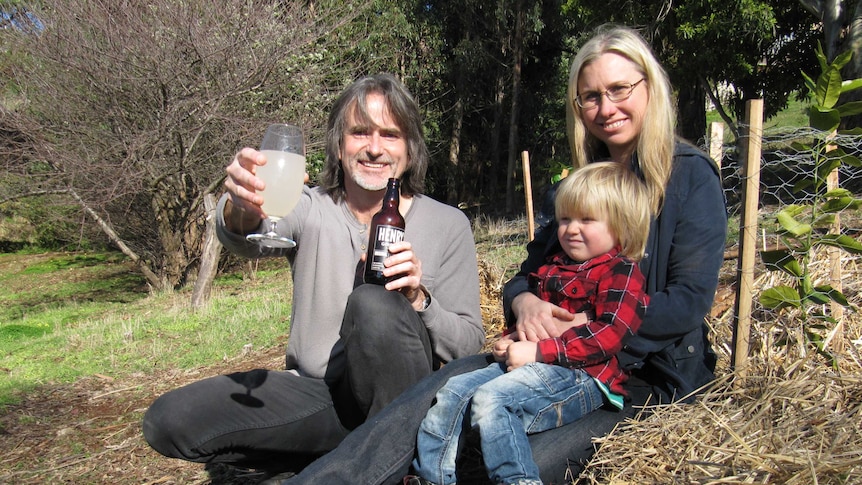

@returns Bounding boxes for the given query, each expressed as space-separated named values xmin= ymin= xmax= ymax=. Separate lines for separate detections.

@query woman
xmin=283 ymin=24 xmax=726 ymax=484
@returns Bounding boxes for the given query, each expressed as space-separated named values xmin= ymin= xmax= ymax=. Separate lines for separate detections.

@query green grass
xmin=0 ymin=252 xmax=293 ymax=405
xmin=764 ymin=96 xmax=810 ymax=129
xmin=472 ymin=214 xmax=529 ymax=278
xmin=706 ymin=94 xmax=810 ymax=138
xmin=0 ymin=253 xmax=142 ymax=327
xmin=0 ymin=216 xmax=527 ymax=407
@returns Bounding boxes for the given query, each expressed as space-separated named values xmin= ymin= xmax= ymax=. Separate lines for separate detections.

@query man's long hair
xmin=320 ymin=73 xmax=429 ymax=201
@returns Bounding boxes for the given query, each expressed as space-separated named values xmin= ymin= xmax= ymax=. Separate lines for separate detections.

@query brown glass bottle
xmin=364 ymin=178 xmax=405 ymax=285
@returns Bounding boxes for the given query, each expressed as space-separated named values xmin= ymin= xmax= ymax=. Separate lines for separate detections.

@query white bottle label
xmin=369 ymin=225 xmax=405 ymax=271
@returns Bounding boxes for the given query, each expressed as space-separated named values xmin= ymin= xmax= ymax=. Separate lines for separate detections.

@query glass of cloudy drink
xmin=246 ymin=124 xmax=305 ymax=248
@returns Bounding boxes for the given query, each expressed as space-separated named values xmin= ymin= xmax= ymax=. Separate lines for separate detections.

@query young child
xmin=407 ymin=161 xmax=651 ymax=485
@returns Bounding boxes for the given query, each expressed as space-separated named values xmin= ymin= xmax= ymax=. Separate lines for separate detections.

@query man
xmin=142 ymin=74 xmax=484 ymax=479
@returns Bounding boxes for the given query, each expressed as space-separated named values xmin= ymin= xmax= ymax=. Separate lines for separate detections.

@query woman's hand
xmin=510 ymin=292 xmax=584 ymax=342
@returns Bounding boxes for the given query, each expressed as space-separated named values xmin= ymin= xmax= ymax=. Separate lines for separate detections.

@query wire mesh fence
xmin=716 ymin=125 xmax=862 ymax=236
xmin=706 ymin=124 xmax=862 ymax=285
xmin=703 ymin=121 xmax=862 ymax=370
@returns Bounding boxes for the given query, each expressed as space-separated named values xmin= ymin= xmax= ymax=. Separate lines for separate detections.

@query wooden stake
xmin=731 ymin=99 xmax=763 ymax=378
xmin=827 ymin=166 xmax=844 ymax=352
xmin=522 ymin=151 xmax=535 ymax=241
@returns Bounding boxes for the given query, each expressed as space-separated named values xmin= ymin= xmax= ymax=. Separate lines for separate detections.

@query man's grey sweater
xmin=216 ymin=186 xmax=484 ymax=380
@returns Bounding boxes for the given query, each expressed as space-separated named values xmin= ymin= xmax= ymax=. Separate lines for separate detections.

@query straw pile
xmin=477 ymin=256 xmax=508 ymax=348
xmin=580 ymin=253 xmax=862 ymax=484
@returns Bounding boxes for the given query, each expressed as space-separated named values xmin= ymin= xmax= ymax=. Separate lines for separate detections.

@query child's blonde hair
xmin=554 ymin=161 xmax=651 ymax=261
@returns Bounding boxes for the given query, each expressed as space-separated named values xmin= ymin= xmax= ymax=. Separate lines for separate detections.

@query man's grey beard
xmin=351 ymin=171 xmax=393 ymax=192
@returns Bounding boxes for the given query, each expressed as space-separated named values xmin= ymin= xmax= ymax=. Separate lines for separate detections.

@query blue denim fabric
xmin=413 ymin=362 xmax=604 ymax=485
xmin=284 ymin=353 xmax=640 ymax=484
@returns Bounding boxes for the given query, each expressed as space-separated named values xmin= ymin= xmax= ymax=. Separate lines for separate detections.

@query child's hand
xmin=505 ymin=340 xmax=540 ymax=372
xmin=492 ymin=335 xmax=515 ymax=362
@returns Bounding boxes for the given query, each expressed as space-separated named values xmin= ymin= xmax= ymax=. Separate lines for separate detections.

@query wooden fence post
xmin=731 ymin=99 xmax=763 ymax=377
xmin=709 ymin=122 xmax=724 ymax=168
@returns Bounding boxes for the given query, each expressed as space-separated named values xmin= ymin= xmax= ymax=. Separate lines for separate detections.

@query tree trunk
xmin=848 ymin=1 xmax=862 ymax=75
xmin=677 ymin=81 xmax=707 ymax=145
xmin=191 ymin=193 xmax=222 ymax=309
xmin=152 ymin=172 xmax=197 ymax=289
xmin=505 ymin=0 xmax=524 ymax=214
xmin=488 ymin=72 xmax=506 ymax=204
xmin=69 ymin=189 xmax=165 ymax=290
xmin=824 ymin=0 xmax=845 ymax=62
xmin=801 ymin=0 xmax=845 ymax=61
xmin=447 ymin=96 xmax=464 ymax=205
xmin=701 ymin=75 xmax=740 ymax=142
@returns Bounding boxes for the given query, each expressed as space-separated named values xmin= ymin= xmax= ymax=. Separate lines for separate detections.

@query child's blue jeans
xmin=413 ymin=361 xmax=605 ymax=485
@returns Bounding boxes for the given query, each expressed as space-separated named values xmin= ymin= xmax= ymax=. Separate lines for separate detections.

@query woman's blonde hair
xmin=565 ymin=24 xmax=675 ymax=215
xmin=555 ymin=162 xmax=651 ymax=261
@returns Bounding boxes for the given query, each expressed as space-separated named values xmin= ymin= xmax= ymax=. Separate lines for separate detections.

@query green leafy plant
xmin=759 ymin=44 xmax=862 ymax=359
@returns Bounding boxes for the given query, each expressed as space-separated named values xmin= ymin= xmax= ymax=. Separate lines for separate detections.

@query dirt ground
xmin=0 ymin=345 xmax=287 ymax=484
xmin=0 ymin=251 xmax=510 ymax=485
xmin=0 ymin=264 xmax=739 ymax=485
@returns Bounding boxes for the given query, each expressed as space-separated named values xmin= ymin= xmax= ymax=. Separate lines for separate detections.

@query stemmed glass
xmin=246 ymin=124 xmax=306 ymax=248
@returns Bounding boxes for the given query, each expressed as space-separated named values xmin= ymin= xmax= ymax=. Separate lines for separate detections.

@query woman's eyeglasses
xmin=575 ymin=79 xmax=645 ymax=109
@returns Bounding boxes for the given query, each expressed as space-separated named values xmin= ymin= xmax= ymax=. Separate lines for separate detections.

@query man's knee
xmin=142 ymin=393 xmax=187 ymax=459
xmin=346 ymin=284 xmax=404 ymax=314
xmin=344 ymin=284 xmax=415 ymax=340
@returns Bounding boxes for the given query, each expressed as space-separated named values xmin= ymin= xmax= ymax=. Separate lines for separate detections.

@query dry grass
xmin=579 ymin=251 xmax=862 ymax=484
xmin=477 ymin=257 xmax=508 ymax=349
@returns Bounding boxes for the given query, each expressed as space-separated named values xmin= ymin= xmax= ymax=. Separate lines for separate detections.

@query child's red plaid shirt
xmin=529 ymin=247 xmax=648 ymax=396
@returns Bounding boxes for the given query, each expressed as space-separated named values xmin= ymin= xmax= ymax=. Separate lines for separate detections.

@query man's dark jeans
xmin=142 ymin=284 xmax=433 ymax=473
xmin=285 ymin=353 xmax=648 ymax=484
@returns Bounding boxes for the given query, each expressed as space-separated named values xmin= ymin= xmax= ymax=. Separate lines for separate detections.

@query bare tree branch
xmin=699 ymin=75 xmax=740 ymax=142
xmin=0 ymin=189 xmax=71 ymax=206
xmin=3 ymin=0 xmax=370 ymax=291
xmin=68 ymin=189 xmax=164 ymax=290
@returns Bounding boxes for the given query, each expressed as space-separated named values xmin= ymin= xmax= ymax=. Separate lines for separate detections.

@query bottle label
xmin=369 ymin=224 xmax=405 ymax=272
